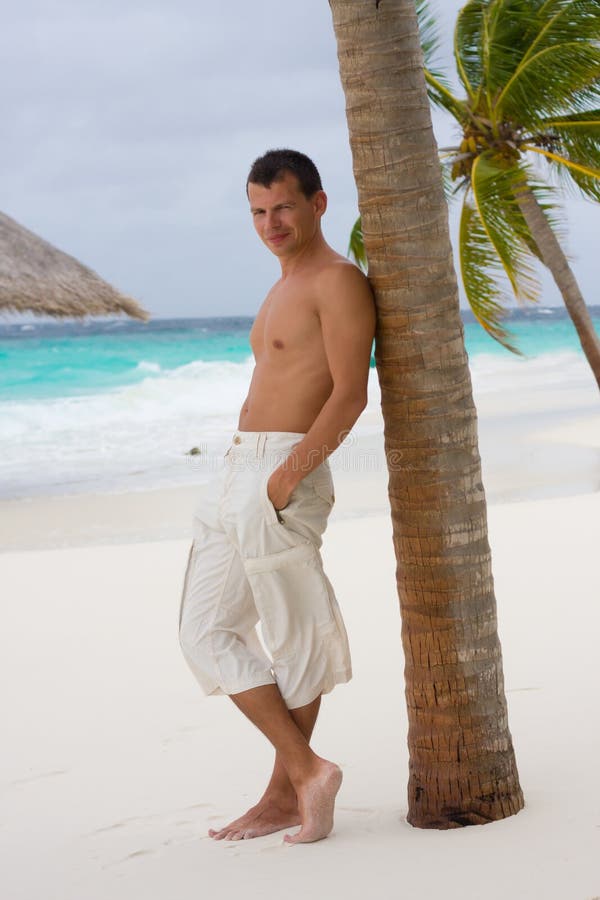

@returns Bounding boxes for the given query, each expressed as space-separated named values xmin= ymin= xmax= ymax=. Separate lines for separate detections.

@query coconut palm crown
xmin=350 ymin=0 xmax=600 ymax=372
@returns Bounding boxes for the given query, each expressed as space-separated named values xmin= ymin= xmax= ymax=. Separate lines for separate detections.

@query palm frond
xmin=543 ymin=109 xmax=600 ymax=130
xmin=521 ymin=0 xmax=600 ymax=64
xmin=424 ymin=70 xmax=470 ymax=124
xmin=440 ymin=161 xmax=458 ymax=204
xmin=348 ymin=217 xmax=368 ymax=272
xmin=416 ymin=0 xmax=449 ymax=85
xmin=523 ymin=144 xmax=600 ymax=201
xmin=454 ymin=1 xmax=486 ymax=100
xmin=458 ymin=190 xmax=521 ymax=353
xmin=470 ymin=152 xmax=541 ymax=306
xmin=416 ymin=0 xmax=470 ymax=122
xmin=551 ymin=161 xmax=600 ymax=203
xmin=496 ymin=41 xmax=600 ymax=124
xmin=509 ymin=166 xmax=568 ymax=260
xmin=484 ymin=0 xmax=544 ymax=98
xmin=535 ymin=110 xmax=600 ymax=200
xmin=482 ymin=0 xmax=600 ymax=102
xmin=522 ymin=145 xmax=600 ymax=179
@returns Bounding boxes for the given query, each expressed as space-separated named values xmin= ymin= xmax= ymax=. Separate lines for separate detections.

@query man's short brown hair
xmin=246 ymin=149 xmax=323 ymax=199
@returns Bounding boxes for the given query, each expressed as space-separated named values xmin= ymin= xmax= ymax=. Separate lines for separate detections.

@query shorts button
xmin=233 ymin=435 xmax=241 ymax=444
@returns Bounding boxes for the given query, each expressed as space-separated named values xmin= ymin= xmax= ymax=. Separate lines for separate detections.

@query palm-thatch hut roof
xmin=0 ymin=211 xmax=149 ymax=321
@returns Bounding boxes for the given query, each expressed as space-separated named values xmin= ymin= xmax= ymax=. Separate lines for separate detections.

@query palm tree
xmin=349 ymin=0 xmax=600 ymax=386
xmin=329 ymin=0 xmax=524 ymax=828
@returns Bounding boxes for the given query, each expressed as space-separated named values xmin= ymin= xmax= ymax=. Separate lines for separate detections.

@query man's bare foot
xmin=283 ymin=760 xmax=343 ymax=845
xmin=209 ymin=793 xmax=300 ymax=841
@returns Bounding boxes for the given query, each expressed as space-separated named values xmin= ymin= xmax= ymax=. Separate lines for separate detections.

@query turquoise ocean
xmin=1 ymin=307 xmax=598 ymax=499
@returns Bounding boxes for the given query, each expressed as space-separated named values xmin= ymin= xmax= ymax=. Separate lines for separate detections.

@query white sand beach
xmin=1 ymin=376 xmax=599 ymax=900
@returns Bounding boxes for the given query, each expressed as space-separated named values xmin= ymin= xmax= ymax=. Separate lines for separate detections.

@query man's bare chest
xmin=250 ymin=288 xmax=321 ymax=357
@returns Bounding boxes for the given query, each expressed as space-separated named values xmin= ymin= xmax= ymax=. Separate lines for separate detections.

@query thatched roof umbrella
xmin=0 ymin=211 xmax=149 ymax=321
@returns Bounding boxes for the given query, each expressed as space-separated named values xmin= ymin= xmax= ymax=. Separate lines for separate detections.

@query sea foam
xmin=0 ymin=349 xmax=593 ymax=499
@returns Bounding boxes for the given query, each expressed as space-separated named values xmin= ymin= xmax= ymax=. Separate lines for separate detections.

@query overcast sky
xmin=1 ymin=0 xmax=597 ymax=319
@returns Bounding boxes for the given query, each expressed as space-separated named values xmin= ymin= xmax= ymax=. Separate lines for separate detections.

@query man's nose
xmin=265 ymin=210 xmax=281 ymax=229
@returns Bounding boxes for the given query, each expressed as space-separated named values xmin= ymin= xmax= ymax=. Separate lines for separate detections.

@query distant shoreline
xmin=2 ymin=304 xmax=599 ymax=333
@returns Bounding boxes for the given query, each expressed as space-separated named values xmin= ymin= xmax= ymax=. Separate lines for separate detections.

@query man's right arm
xmin=277 ymin=263 xmax=376 ymax=483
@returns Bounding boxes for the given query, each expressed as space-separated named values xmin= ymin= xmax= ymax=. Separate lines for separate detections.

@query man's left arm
xmin=269 ymin=264 xmax=376 ymax=507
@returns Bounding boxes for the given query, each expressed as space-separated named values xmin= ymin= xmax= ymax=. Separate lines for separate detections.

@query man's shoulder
xmin=316 ymin=255 xmax=367 ymax=281
xmin=313 ymin=257 xmax=373 ymax=308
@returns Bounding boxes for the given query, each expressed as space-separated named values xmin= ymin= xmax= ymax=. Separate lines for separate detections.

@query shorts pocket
xmin=260 ymin=470 xmax=283 ymax=525
xmin=310 ymin=473 xmax=335 ymax=506
xmin=260 ymin=469 xmax=299 ymax=525
xmin=244 ymin=542 xmax=337 ymax=661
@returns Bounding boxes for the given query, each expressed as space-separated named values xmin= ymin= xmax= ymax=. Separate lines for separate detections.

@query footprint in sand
xmin=87 ymin=802 xmax=215 ymax=868
xmin=10 ymin=769 xmax=69 ymax=787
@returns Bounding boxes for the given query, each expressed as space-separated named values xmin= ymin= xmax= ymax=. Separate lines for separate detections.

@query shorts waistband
xmin=227 ymin=430 xmax=307 ymax=460
xmin=232 ymin=430 xmax=306 ymax=443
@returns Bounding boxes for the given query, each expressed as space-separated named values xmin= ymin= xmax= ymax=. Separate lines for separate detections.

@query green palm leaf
xmin=417 ymin=1 xmax=471 ymax=125
xmin=482 ymin=0 xmax=600 ymax=102
xmin=543 ymin=109 xmax=600 ymax=131
xmin=416 ymin=0 xmax=446 ymax=83
xmin=496 ymin=41 xmax=600 ymax=124
xmin=471 ymin=153 xmax=540 ymax=306
xmin=484 ymin=1 xmax=543 ymax=98
xmin=440 ymin=162 xmax=458 ymax=203
xmin=459 ymin=191 xmax=521 ymax=353
xmin=521 ymin=0 xmax=600 ymax=62
xmin=536 ymin=110 xmax=600 ymax=200
xmin=348 ymin=217 xmax=368 ymax=273
xmin=454 ymin=1 xmax=486 ymax=100
xmin=510 ymin=168 xmax=567 ymax=261
xmin=424 ymin=70 xmax=470 ymax=123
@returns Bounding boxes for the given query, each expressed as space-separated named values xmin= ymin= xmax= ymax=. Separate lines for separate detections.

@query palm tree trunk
xmin=515 ymin=187 xmax=600 ymax=390
xmin=329 ymin=0 xmax=524 ymax=828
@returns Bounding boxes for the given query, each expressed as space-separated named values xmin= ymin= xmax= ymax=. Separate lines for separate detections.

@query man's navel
xmin=272 ymin=339 xmax=285 ymax=349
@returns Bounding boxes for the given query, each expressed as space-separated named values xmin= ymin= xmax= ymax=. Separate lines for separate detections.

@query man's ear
xmin=314 ymin=190 xmax=328 ymax=217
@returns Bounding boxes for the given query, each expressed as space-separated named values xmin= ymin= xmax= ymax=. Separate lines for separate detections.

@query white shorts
xmin=178 ymin=430 xmax=352 ymax=709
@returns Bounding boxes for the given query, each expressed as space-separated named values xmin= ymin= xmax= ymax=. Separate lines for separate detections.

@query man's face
xmin=247 ymin=171 xmax=326 ymax=258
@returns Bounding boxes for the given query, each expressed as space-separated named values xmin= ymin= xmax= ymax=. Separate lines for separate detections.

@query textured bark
xmin=515 ymin=187 xmax=600 ymax=391
xmin=329 ymin=0 xmax=524 ymax=828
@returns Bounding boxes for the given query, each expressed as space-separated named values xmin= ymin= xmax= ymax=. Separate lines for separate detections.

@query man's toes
xmin=209 ymin=823 xmax=233 ymax=838
xmin=209 ymin=817 xmax=247 ymax=839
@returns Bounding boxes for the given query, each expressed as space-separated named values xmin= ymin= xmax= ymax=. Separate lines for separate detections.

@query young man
xmin=178 ymin=149 xmax=376 ymax=844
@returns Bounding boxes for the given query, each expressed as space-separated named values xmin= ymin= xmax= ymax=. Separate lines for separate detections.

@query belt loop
xmin=257 ymin=432 xmax=266 ymax=459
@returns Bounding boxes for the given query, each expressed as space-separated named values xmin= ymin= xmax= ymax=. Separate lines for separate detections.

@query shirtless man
xmin=178 ymin=148 xmax=376 ymax=844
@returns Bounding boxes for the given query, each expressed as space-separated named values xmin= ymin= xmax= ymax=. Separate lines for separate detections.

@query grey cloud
xmin=0 ymin=0 xmax=596 ymax=318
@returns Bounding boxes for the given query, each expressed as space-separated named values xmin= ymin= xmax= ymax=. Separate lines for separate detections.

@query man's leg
xmin=209 ymin=693 xmax=321 ymax=840
xmin=209 ymin=684 xmax=342 ymax=844
xmin=261 ymin=693 xmax=322 ymax=801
